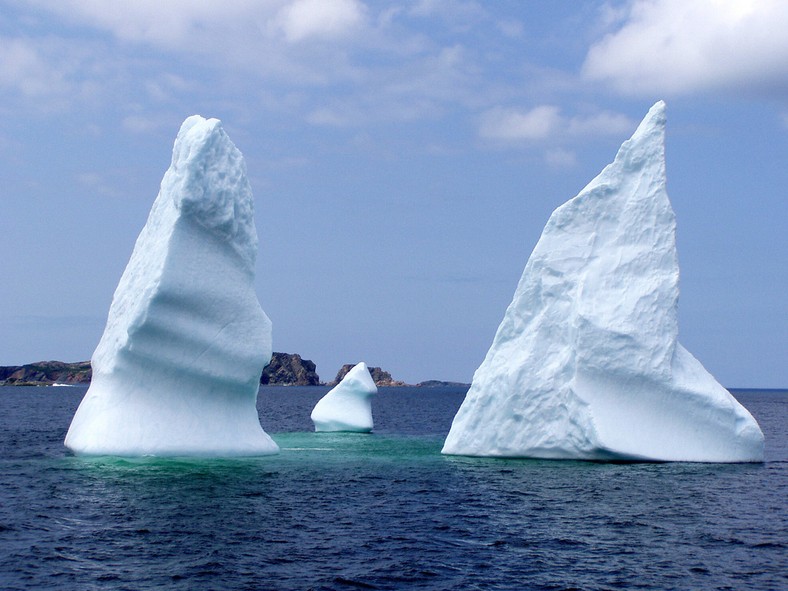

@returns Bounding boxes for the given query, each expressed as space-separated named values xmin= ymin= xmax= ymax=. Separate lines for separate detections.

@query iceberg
xmin=311 ymin=362 xmax=376 ymax=432
xmin=442 ymin=101 xmax=764 ymax=463
xmin=65 ymin=116 xmax=279 ymax=456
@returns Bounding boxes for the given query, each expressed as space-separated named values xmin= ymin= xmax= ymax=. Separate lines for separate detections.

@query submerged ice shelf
xmin=65 ymin=116 xmax=278 ymax=457
xmin=311 ymin=362 xmax=377 ymax=432
xmin=442 ymin=101 xmax=764 ymax=463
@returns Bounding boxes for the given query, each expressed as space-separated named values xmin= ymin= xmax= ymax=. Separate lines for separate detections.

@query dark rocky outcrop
xmin=415 ymin=380 xmax=471 ymax=388
xmin=1 ymin=353 xmax=320 ymax=387
xmin=329 ymin=364 xmax=406 ymax=387
xmin=260 ymin=352 xmax=320 ymax=386
xmin=0 ymin=361 xmax=92 ymax=386
xmin=1 ymin=355 xmax=427 ymax=389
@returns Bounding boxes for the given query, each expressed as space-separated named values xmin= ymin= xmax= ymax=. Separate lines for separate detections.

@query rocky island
xmin=0 ymin=361 xmax=93 ymax=386
xmin=329 ymin=364 xmax=406 ymax=387
xmin=260 ymin=352 xmax=321 ymax=386
xmin=1 ymin=356 xmax=465 ymax=388
xmin=1 ymin=353 xmax=319 ymax=387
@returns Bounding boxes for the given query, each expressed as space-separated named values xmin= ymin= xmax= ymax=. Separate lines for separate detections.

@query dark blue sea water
xmin=1 ymin=386 xmax=785 ymax=591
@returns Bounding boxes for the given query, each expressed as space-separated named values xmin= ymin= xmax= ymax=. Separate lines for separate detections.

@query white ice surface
xmin=65 ymin=116 xmax=278 ymax=456
xmin=311 ymin=362 xmax=377 ymax=432
xmin=442 ymin=101 xmax=764 ymax=463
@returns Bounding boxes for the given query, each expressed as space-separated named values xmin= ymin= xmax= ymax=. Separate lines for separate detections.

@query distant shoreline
xmin=4 ymin=360 xmax=779 ymax=392
xmin=0 ymin=358 xmax=470 ymax=389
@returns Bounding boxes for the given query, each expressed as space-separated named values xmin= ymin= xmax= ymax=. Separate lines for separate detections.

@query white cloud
xmin=479 ymin=105 xmax=562 ymax=141
xmin=479 ymin=105 xmax=635 ymax=143
xmin=76 ymin=172 xmax=122 ymax=198
xmin=3 ymin=2 xmax=643 ymax=136
xmin=21 ymin=1 xmax=372 ymax=87
xmin=378 ymin=44 xmax=481 ymax=112
xmin=26 ymin=0 xmax=268 ymax=48
xmin=0 ymin=34 xmax=109 ymax=114
xmin=275 ymin=0 xmax=366 ymax=42
xmin=497 ymin=19 xmax=523 ymax=39
xmin=34 ymin=0 xmax=365 ymax=49
xmin=306 ymin=107 xmax=350 ymax=126
xmin=566 ymin=111 xmax=634 ymax=136
xmin=121 ymin=113 xmax=178 ymax=135
xmin=545 ymin=148 xmax=577 ymax=170
xmin=0 ymin=37 xmax=73 ymax=98
xmin=6 ymin=1 xmax=530 ymax=130
xmin=144 ymin=74 xmax=193 ymax=103
xmin=409 ymin=0 xmax=485 ymax=24
xmin=583 ymin=0 xmax=788 ymax=97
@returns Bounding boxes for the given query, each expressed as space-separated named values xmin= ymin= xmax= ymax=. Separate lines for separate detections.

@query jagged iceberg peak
xmin=442 ymin=101 xmax=764 ymax=463
xmin=65 ymin=115 xmax=277 ymax=457
xmin=311 ymin=362 xmax=377 ymax=432
xmin=161 ymin=115 xmax=258 ymax=267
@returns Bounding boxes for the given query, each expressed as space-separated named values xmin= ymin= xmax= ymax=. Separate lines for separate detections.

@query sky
xmin=1 ymin=0 xmax=786 ymax=387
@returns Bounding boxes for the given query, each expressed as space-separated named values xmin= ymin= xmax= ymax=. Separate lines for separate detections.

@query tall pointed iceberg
xmin=65 ymin=116 xmax=278 ymax=456
xmin=442 ymin=101 xmax=764 ymax=462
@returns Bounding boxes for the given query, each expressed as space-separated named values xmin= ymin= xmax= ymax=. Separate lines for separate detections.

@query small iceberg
xmin=311 ymin=362 xmax=376 ymax=432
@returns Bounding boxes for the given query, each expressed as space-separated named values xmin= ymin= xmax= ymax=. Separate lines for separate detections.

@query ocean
xmin=1 ymin=386 xmax=785 ymax=591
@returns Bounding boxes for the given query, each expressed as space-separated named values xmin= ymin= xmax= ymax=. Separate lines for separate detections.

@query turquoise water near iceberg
xmin=0 ymin=385 xmax=786 ymax=590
